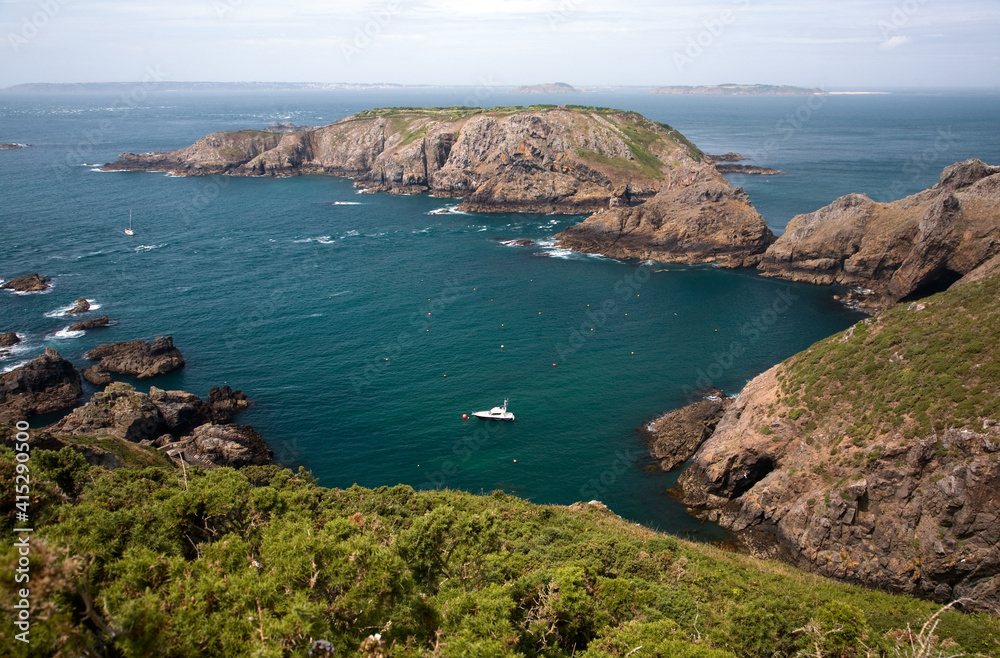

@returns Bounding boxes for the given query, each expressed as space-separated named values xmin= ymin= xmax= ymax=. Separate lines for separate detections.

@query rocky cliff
xmin=104 ymin=106 xmax=706 ymax=214
xmin=554 ymin=169 xmax=775 ymax=267
xmin=0 ymin=348 xmax=82 ymax=422
xmin=672 ymin=273 xmax=1000 ymax=611
xmin=759 ymin=159 xmax=1000 ymax=311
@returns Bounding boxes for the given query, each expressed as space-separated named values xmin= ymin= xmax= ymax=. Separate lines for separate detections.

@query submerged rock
xmin=2 ymin=273 xmax=51 ymax=292
xmin=0 ymin=348 xmax=82 ymax=422
xmin=85 ymin=336 xmax=184 ymax=380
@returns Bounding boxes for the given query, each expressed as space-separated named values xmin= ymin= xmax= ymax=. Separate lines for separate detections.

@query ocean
xmin=2 ymin=88 xmax=999 ymax=537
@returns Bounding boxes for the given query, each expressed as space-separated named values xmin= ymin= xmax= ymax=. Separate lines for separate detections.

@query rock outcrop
xmin=672 ymin=274 xmax=1000 ymax=611
xmin=47 ymin=382 xmax=265 ymax=468
xmin=2 ymin=273 xmax=51 ymax=292
xmin=0 ymin=348 xmax=82 ymax=422
xmin=85 ymin=336 xmax=184 ymax=380
xmin=68 ymin=315 xmax=111 ymax=332
xmin=758 ymin=159 xmax=1000 ymax=311
xmin=103 ymin=107 xmax=708 ymax=215
xmin=714 ymin=164 xmax=783 ymax=175
xmin=555 ymin=171 xmax=775 ymax=267
xmin=646 ymin=389 xmax=731 ymax=472
xmin=66 ymin=298 xmax=91 ymax=314
xmin=0 ymin=332 xmax=20 ymax=348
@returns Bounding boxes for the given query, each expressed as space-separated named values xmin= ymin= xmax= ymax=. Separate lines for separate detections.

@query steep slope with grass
xmin=2 ymin=443 xmax=998 ymax=657
xmin=675 ymin=273 xmax=1000 ymax=611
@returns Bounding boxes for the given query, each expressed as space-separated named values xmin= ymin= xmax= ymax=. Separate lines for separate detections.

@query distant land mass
xmin=652 ymin=84 xmax=825 ymax=96
xmin=511 ymin=82 xmax=582 ymax=94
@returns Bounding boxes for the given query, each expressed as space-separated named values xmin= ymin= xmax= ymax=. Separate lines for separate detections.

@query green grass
xmin=2 ymin=445 xmax=997 ymax=657
xmin=781 ymin=274 xmax=1000 ymax=441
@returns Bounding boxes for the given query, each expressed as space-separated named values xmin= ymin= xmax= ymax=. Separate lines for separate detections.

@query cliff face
xmin=554 ymin=170 xmax=775 ymax=267
xmin=104 ymin=107 xmax=703 ymax=215
xmin=673 ymin=273 xmax=1000 ymax=611
xmin=759 ymin=160 xmax=1000 ymax=310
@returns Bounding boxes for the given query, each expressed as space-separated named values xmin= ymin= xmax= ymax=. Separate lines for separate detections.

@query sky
xmin=1 ymin=0 xmax=999 ymax=89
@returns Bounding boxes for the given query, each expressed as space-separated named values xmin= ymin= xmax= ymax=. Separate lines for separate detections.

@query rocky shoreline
xmin=1 ymin=338 xmax=272 ymax=471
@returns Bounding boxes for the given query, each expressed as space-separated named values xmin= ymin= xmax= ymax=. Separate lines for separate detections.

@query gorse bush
xmin=1 ymin=448 xmax=998 ymax=657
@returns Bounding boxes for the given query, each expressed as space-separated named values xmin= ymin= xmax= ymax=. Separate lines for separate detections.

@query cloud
xmin=879 ymin=36 xmax=912 ymax=50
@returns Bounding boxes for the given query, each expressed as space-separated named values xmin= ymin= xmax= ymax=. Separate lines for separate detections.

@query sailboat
xmin=124 ymin=210 xmax=134 ymax=236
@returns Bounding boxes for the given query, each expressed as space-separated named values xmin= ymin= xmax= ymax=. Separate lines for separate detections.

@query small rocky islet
xmin=49 ymin=105 xmax=1000 ymax=611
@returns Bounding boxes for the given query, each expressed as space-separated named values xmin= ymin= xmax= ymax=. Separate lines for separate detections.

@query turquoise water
xmin=2 ymin=89 xmax=998 ymax=536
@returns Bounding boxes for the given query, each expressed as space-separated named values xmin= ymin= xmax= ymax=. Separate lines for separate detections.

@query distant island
xmin=652 ymin=84 xmax=825 ymax=96
xmin=511 ymin=82 xmax=582 ymax=94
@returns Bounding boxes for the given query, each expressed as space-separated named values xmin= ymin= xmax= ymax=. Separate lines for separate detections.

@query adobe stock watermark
xmin=747 ymin=91 xmax=829 ymax=163
xmin=547 ymin=0 xmax=584 ymax=30
xmin=50 ymin=67 xmax=169 ymax=183
xmin=681 ymin=287 xmax=799 ymax=403
xmin=420 ymin=419 xmax=507 ymax=490
xmin=463 ymin=74 xmax=499 ymax=108
xmin=878 ymin=0 xmax=929 ymax=39
xmin=213 ymin=0 xmax=244 ymax=19
xmin=351 ymin=278 xmax=466 ymax=392
xmin=341 ymin=0 xmax=403 ymax=62
xmin=7 ymin=0 xmax=71 ymax=54
xmin=555 ymin=266 xmax=650 ymax=364
xmin=884 ymin=127 xmax=959 ymax=200
xmin=674 ymin=0 xmax=752 ymax=73
xmin=11 ymin=420 xmax=33 ymax=644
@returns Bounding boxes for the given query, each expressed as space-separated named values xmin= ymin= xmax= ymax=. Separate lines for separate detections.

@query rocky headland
xmin=0 ymin=348 xmax=82 ymax=423
xmin=758 ymin=159 xmax=1000 ymax=311
xmin=645 ymin=389 xmax=731 ymax=472
xmin=2 ymin=272 xmax=51 ymax=292
xmin=659 ymin=273 xmax=1000 ymax=611
xmin=84 ymin=336 xmax=185 ymax=380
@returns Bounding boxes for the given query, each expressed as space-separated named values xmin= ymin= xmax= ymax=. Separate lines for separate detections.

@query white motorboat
xmin=473 ymin=399 xmax=514 ymax=421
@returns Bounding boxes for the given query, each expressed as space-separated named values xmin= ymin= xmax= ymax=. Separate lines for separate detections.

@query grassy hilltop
xmin=2 ymin=445 xmax=998 ymax=657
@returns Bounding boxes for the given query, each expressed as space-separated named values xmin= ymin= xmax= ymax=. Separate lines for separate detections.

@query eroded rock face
xmin=758 ymin=160 xmax=1000 ymax=310
xmin=103 ymin=108 xmax=702 ymax=215
xmin=2 ymin=273 xmax=51 ymax=292
xmin=50 ymin=382 xmax=167 ymax=443
xmin=0 ymin=332 xmax=20 ymax=348
xmin=201 ymin=385 xmax=251 ymax=424
xmin=172 ymin=424 xmax=273 ymax=468
xmin=0 ymin=348 xmax=82 ymax=422
xmin=85 ymin=336 xmax=184 ymax=380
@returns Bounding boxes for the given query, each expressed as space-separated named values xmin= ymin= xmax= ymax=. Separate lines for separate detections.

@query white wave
xmin=332 ymin=201 xmax=361 ymax=205
xmin=542 ymin=248 xmax=578 ymax=259
xmin=329 ymin=290 xmax=350 ymax=297
xmin=412 ymin=227 xmax=433 ymax=235
xmin=134 ymin=243 xmax=168 ymax=253
xmin=53 ymin=327 xmax=85 ymax=340
xmin=342 ymin=230 xmax=360 ymax=238
xmin=307 ymin=313 xmax=324 ymax=318
xmin=2 ymin=360 xmax=31 ymax=373
xmin=45 ymin=299 xmax=99 ymax=317
xmin=316 ymin=236 xmax=337 ymax=244
xmin=428 ymin=205 xmax=469 ymax=216
xmin=76 ymin=250 xmax=104 ymax=260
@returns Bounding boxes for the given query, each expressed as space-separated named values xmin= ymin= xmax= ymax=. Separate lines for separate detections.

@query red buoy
xmin=462 ymin=414 xmax=468 ymax=419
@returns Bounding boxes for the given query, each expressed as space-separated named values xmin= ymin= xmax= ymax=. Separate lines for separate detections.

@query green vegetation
xmin=781 ymin=275 xmax=1000 ymax=442
xmin=655 ymin=122 xmax=704 ymax=162
xmin=3 ymin=445 xmax=998 ymax=657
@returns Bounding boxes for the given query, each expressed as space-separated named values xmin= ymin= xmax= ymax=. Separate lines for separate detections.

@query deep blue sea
xmin=2 ymin=88 xmax=999 ymax=537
